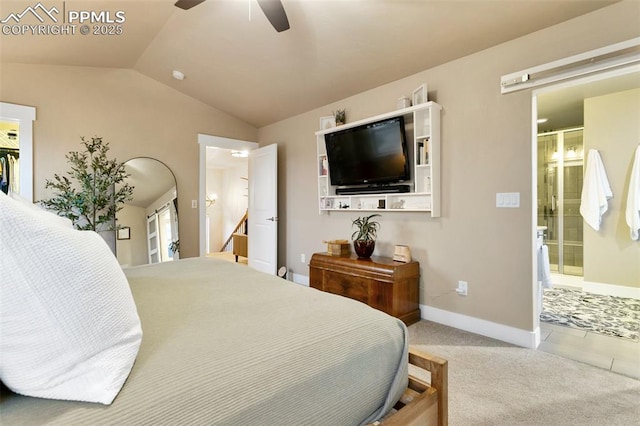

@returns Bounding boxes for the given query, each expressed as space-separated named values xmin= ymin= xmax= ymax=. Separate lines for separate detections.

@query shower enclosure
xmin=537 ymin=128 xmax=584 ymax=276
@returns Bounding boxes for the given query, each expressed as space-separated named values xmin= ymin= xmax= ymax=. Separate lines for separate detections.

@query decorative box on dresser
xmin=309 ymin=253 xmax=420 ymax=326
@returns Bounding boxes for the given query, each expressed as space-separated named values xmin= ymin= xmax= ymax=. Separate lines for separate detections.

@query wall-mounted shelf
xmin=315 ymin=101 xmax=441 ymax=216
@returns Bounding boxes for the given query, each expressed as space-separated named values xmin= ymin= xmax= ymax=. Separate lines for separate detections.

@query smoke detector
xmin=172 ymin=70 xmax=185 ymax=81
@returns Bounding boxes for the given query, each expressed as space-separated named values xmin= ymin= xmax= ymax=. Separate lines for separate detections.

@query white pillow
xmin=8 ymin=192 xmax=74 ymax=229
xmin=0 ymin=192 xmax=143 ymax=404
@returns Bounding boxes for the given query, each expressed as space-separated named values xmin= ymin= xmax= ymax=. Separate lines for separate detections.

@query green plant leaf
xmin=40 ymin=136 xmax=134 ymax=233
xmin=351 ymin=213 xmax=381 ymax=241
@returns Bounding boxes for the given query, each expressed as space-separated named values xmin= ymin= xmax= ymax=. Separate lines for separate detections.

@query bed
xmin=0 ymin=193 xmax=447 ymax=425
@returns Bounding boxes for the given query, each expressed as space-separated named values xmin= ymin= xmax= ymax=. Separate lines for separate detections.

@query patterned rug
xmin=540 ymin=288 xmax=640 ymax=341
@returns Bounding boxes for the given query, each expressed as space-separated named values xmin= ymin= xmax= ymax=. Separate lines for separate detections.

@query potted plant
xmin=40 ymin=136 xmax=133 ymax=240
xmin=351 ymin=214 xmax=380 ymax=258
xmin=169 ymin=239 xmax=180 ymax=256
xmin=333 ymin=109 xmax=346 ymax=126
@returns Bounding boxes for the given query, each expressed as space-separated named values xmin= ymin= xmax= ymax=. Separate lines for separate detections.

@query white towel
xmin=538 ymin=244 xmax=552 ymax=289
xmin=580 ymin=149 xmax=613 ymax=231
xmin=626 ymin=145 xmax=640 ymax=241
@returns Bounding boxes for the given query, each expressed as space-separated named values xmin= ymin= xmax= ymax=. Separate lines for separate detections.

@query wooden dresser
xmin=309 ymin=253 xmax=420 ymax=325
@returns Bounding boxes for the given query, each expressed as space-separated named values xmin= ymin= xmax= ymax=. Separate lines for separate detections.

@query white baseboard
xmin=421 ymin=304 xmax=539 ymax=349
xmin=582 ymin=281 xmax=640 ymax=299
xmin=551 ymin=273 xmax=640 ymax=298
xmin=292 ymin=272 xmax=309 ymax=286
xmin=293 ymin=273 xmax=539 ymax=348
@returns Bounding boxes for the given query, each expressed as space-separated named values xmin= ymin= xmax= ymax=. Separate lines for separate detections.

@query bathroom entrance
xmin=537 ymin=127 xmax=584 ymax=277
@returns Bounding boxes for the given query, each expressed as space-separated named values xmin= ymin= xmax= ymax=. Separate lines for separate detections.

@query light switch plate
xmin=496 ymin=192 xmax=520 ymax=208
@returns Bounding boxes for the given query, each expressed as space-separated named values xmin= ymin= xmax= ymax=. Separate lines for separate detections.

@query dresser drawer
xmin=309 ymin=253 xmax=420 ymax=325
xmin=324 ymin=271 xmax=370 ymax=305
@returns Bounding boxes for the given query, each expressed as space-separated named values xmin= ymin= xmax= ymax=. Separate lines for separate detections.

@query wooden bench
xmin=232 ymin=233 xmax=247 ymax=262
xmin=370 ymin=346 xmax=448 ymax=426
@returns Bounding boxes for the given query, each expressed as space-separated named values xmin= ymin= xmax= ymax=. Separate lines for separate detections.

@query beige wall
xmin=584 ymin=88 xmax=640 ymax=287
xmin=1 ymin=2 xmax=638 ymax=335
xmin=259 ymin=2 xmax=640 ymax=332
xmin=0 ymin=64 xmax=258 ymax=259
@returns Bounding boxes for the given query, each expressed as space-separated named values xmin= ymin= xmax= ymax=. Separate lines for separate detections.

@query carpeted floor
xmin=408 ymin=320 xmax=640 ymax=426
xmin=540 ymin=288 xmax=640 ymax=341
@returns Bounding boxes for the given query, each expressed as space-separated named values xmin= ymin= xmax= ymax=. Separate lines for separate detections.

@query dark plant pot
xmin=353 ymin=240 xmax=375 ymax=258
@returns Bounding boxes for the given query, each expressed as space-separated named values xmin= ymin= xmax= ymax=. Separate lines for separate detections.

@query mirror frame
xmin=115 ymin=157 xmax=178 ymax=267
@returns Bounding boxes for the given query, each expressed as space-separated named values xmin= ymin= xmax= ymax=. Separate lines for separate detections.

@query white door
xmin=147 ymin=214 xmax=160 ymax=264
xmin=157 ymin=206 xmax=174 ymax=262
xmin=248 ymin=144 xmax=278 ymax=274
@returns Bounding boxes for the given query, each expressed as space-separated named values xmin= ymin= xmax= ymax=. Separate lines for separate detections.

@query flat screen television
xmin=325 ymin=116 xmax=410 ymax=187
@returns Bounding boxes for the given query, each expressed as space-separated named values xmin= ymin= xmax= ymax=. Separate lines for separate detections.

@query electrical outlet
xmin=456 ymin=280 xmax=468 ymax=296
xmin=191 ymin=200 xmax=197 ymax=208
xmin=301 ymin=253 xmax=306 ymax=263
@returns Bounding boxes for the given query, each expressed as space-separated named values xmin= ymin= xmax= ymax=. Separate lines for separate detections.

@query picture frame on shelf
xmin=320 ymin=116 xmax=336 ymax=130
xmin=412 ymin=84 xmax=428 ymax=105
xmin=319 ymin=155 xmax=328 ymax=176
xmin=117 ymin=226 xmax=131 ymax=240
xmin=322 ymin=198 xmax=334 ymax=209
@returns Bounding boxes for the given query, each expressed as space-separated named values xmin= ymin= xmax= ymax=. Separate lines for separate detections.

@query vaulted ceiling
xmin=0 ymin=0 xmax=619 ymax=127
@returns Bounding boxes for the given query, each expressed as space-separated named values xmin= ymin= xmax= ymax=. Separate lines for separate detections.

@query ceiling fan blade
xmin=256 ymin=0 xmax=290 ymax=32
xmin=174 ymin=0 xmax=206 ymax=10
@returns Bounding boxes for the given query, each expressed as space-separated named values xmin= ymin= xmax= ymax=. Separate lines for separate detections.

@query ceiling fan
xmin=174 ymin=0 xmax=290 ymax=32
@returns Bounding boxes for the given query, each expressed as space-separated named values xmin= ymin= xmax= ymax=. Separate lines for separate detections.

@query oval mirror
xmin=116 ymin=157 xmax=178 ymax=267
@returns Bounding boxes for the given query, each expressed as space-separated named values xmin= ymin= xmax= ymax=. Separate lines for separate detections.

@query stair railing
xmin=219 ymin=210 xmax=248 ymax=252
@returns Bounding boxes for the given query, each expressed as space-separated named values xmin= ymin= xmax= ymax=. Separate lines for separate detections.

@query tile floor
xmin=538 ymin=273 xmax=639 ymax=380
xmin=539 ymin=322 xmax=640 ymax=379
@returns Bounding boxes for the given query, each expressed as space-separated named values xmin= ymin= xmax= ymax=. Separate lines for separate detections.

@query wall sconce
xmin=206 ymin=193 xmax=218 ymax=208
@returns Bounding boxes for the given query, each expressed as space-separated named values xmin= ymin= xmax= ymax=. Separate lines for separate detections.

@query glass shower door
xmin=538 ymin=133 xmax=559 ymax=272
xmin=561 ymin=129 xmax=584 ymax=276
xmin=537 ymin=128 xmax=584 ymax=276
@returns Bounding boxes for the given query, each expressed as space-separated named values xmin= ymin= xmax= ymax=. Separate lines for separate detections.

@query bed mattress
xmin=1 ymin=257 xmax=408 ymax=425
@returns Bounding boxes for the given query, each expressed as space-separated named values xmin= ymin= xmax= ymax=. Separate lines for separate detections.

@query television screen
xmin=325 ymin=116 xmax=409 ymax=186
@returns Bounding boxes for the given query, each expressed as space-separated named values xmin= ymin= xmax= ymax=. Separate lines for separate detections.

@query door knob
xmin=267 ymin=217 xmax=279 ymax=222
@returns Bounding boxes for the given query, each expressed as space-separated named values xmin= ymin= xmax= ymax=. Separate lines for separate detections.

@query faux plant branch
xmin=40 ymin=136 xmax=133 ymax=233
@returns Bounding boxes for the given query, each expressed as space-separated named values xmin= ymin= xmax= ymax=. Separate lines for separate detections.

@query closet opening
xmin=0 ymin=121 xmax=20 ymax=195
xmin=0 ymin=102 xmax=35 ymax=201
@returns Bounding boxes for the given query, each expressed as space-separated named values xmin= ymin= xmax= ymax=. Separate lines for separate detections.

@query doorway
xmin=0 ymin=121 xmax=20 ymax=195
xmin=0 ymin=103 xmax=35 ymax=201
xmin=535 ymin=70 xmax=640 ymax=294
xmin=533 ymin=69 xmax=640 ymax=376
xmin=204 ymin=146 xmax=249 ymax=257
xmin=198 ymin=135 xmax=257 ymax=258
xmin=198 ymin=135 xmax=279 ymax=274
